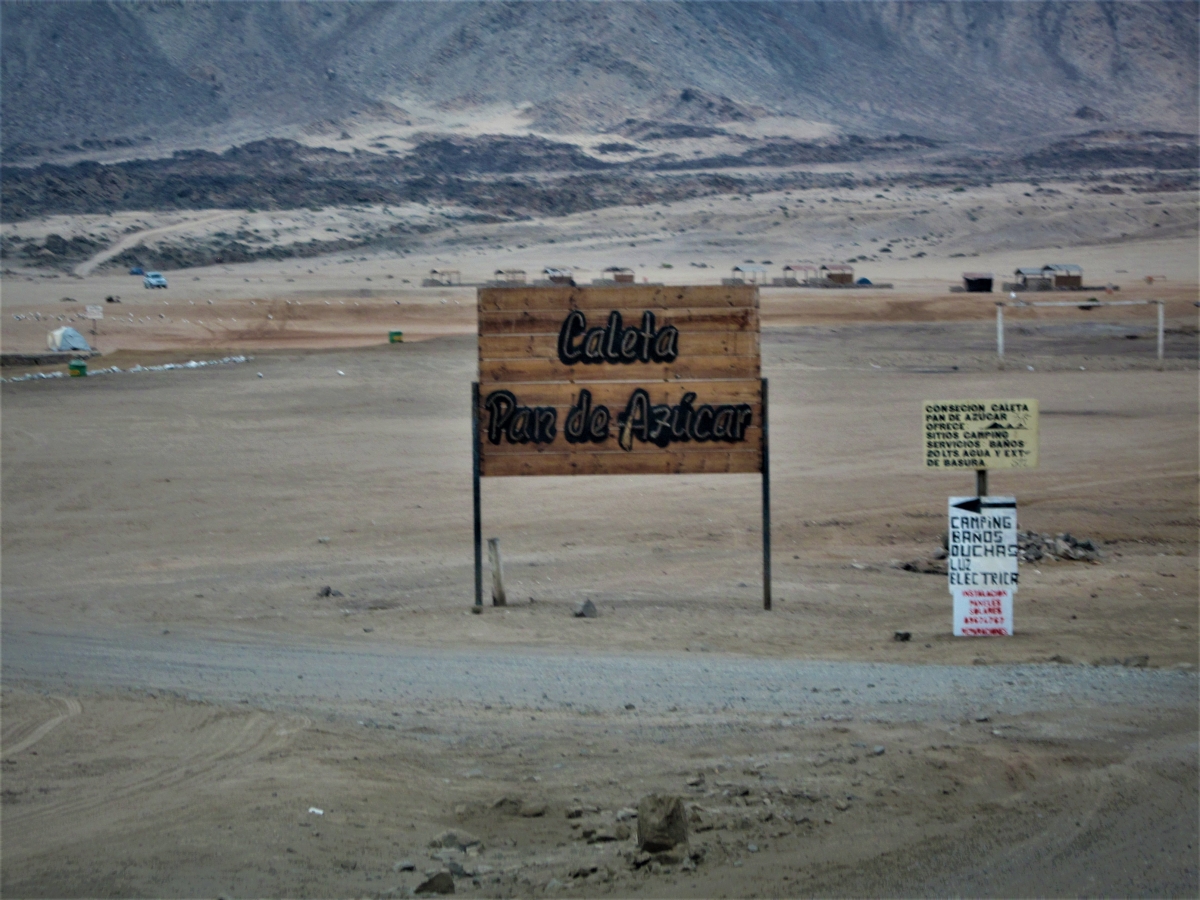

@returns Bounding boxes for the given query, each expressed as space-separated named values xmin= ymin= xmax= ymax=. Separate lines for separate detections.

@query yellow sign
xmin=923 ymin=399 xmax=1038 ymax=470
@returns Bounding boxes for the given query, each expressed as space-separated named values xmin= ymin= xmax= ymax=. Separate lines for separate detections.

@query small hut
xmin=493 ymin=269 xmax=526 ymax=285
xmin=422 ymin=269 xmax=461 ymax=287
xmin=962 ymin=272 xmax=994 ymax=292
xmin=593 ymin=266 xmax=635 ymax=285
xmin=820 ymin=264 xmax=854 ymax=284
xmin=542 ymin=267 xmax=575 ymax=286
xmin=723 ymin=265 xmax=767 ymax=286
xmin=1044 ymin=264 xmax=1082 ymax=289
xmin=775 ymin=264 xmax=818 ymax=286
xmin=1012 ymin=267 xmax=1051 ymax=290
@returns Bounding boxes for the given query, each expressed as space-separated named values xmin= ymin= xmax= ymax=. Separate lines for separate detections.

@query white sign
xmin=84 ymin=305 xmax=104 ymax=320
xmin=953 ymin=588 xmax=1013 ymax=637
xmin=948 ymin=495 xmax=1017 ymax=636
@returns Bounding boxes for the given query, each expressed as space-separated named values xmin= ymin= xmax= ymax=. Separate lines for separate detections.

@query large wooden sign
xmin=476 ymin=285 xmax=762 ymax=477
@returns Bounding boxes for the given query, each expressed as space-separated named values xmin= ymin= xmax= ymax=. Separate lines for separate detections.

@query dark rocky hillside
xmin=4 ymin=129 xmax=1194 ymax=223
xmin=2 ymin=0 xmax=1196 ymax=157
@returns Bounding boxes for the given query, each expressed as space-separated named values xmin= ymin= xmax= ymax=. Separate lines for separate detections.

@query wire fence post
xmin=995 ymin=303 xmax=1005 ymax=369
xmin=1156 ymin=301 xmax=1165 ymax=370
xmin=761 ymin=377 xmax=772 ymax=612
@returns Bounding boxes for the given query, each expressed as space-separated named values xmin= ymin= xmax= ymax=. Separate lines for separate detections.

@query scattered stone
xmin=566 ymin=806 xmax=583 ymax=819
xmin=894 ymin=631 xmax=912 ymax=642
xmin=974 ymin=714 xmax=991 ymax=722
xmin=746 ymin=842 xmax=759 ymax=853
xmin=428 ymin=830 xmax=481 ymax=852
xmin=688 ymin=806 xmax=715 ymax=832
xmin=872 ymin=745 xmax=885 ymax=756
xmin=492 ymin=796 xmax=523 ymax=815
xmin=614 ymin=823 xmax=632 ymax=841
xmin=394 ymin=860 xmax=416 ymax=872
xmin=414 ymin=871 xmax=455 ymax=895
xmin=1123 ymin=655 xmax=1149 ymax=668
xmin=1018 ymin=531 xmax=1103 ymax=563
xmin=624 ymin=703 xmax=636 ymax=710
xmin=573 ymin=599 xmax=598 ymax=618
xmin=518 ymin=803 xmax=546 ymax=818
xmin=685 ymin=774 xmax=705 ymax=787
xmin=615 ymin=807 xmax=638 ymax=821
xmin=317 ymin=585 xmax=343 ymax=597
xmin=637 ymin=794 xmax=688 ymax=852
xmin=834 ymin=799 xmax=850 ymax=811
xmin=569 ymin=864 xmax=598 ymax=879
xmin=897 ymin=557 xmax=948 ymax=575
xmin=544 ymin=878 xmax=561 ymax=892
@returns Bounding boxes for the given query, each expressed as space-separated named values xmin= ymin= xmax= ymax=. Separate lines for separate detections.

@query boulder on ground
xmin=574 ymin=599 xmax=598 ymax=618
xmin=415 ymin=871 xmax=455 ymax=894
xmin=636 ymin=794 xmax=688 ymax=852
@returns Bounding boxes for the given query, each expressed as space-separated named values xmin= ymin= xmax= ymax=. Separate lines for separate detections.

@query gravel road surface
xmin=5 ymin=625 xmax=1195 ymax=722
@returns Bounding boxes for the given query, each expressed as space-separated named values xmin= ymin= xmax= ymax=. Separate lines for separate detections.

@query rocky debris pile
xmin=897 ymin=529 xmax=1103 ymax=574
xmin=1017 ymin=531 xmax=1104 ymax=562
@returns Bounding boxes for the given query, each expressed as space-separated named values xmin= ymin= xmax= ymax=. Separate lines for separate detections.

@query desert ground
xmin=2 ymin=184 xmax=1198 ymax=898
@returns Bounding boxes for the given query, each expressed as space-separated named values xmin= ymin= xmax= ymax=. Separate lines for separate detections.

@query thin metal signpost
xmin=761 ymin=377 xmax=771 ymax=610
xmin=472 ymin=381 xmax=483 ymax=608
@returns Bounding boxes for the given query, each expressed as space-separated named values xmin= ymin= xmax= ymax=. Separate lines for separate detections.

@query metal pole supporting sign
xmin=472 ymin=381 xmax=483 ymax=608
xmin=761 ymin=377 xmax=772 ymax=611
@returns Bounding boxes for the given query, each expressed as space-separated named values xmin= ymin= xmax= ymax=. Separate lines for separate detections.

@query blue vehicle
xmin=129 ymin=266 xmax=144 ymax=276
xmin=143 ymin=272 xmax=168 ymax=289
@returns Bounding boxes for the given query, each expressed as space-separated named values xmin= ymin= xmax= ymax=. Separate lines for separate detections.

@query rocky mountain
xmin=3 ymin=0 xmax=1196 ymax=158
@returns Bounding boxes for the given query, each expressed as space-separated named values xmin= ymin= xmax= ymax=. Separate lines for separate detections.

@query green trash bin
xmin=68 ymin=359 xmax=88 ymax=377
xmin=389 ymin=330 xmax=404 ymax=343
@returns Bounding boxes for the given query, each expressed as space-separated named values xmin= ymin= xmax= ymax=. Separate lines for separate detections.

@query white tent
xmin=47 ymin=326 xmax=92 ymax=352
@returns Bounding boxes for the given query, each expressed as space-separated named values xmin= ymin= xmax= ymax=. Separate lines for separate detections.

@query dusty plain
xmin=1 ymin=187 xmax=1198 ymax=898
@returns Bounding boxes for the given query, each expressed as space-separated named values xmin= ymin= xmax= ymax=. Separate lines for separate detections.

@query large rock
xmin=636 ymin=794 xmax=688 ymax=852
xmin=415 ymin=871 xmax=455 ymax=895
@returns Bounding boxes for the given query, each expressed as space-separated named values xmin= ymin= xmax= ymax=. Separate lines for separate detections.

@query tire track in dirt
xmin=2 ymin=696 xmax=82 ymax=758
xmin=4 ymin=707 xmax=309 ymax=839
xmin=73 ymin=211 xmax=237 ymax=277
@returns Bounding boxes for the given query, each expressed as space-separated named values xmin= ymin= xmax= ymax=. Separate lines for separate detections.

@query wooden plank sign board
xmin=477 ymin=285 xmax=762 ymax=476
xmin=922 ymin=399 xmax=1038 ymax=470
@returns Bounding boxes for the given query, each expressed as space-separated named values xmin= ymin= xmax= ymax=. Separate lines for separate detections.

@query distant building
xmin=962 ymin=272 xmax=994 ymax=292
xmin=422 ymin=268 xmax=461 ymax=287
xmin=774 ymin=264 xmax=817 ymax=286
xmin=819 ymin=264 xmax=854 ymax=284
xmin=1044 ymin=264 xmax=1083 ymax=289
xmin=1012 ymin=267 xmax=1052 ymax=291
xmin=493 ymin=269 xmax=526 ymax=285
xmin=593 ymin=266 xmax=635 ymax=285
xmin=1007 ymin=264 xmax=1084 ymax=291
xmin=723 ymin=265 xmax=768 ymax=285
xmin=542 ymin=267 xmax=575 ymax=286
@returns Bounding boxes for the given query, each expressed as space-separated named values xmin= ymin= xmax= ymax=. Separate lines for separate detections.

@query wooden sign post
xmin=472 ymin=284 xmax=771 ymax=608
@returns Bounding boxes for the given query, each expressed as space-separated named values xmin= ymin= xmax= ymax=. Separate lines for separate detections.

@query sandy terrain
xmin=2 ymin=200 xmax=1198 ymax=897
